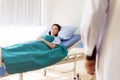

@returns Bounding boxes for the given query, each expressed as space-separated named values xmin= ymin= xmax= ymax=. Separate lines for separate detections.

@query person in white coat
xmin=80 ymin=0 xmax=120 ymax=80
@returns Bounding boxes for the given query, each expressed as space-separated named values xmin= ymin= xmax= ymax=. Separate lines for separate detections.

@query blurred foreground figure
xmin=80 ymin=0 xmax=120 ymax=80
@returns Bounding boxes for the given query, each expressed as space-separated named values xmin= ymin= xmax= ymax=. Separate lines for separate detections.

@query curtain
xmin=0 ymin=0 xmax=45 ymax=46
xmin=0 ymin=0 xmax=42 ymax=26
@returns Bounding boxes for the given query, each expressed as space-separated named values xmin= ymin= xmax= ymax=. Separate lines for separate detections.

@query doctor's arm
xmin=80 ymin=0 xmax=109 ymax=75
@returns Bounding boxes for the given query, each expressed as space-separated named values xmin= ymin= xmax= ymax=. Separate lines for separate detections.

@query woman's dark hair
xmin=49 ymin=24 xmax=61 ymax=36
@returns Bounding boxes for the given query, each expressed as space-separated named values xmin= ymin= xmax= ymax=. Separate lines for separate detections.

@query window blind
xmin=0 ymin=0 xmax=42 ymax=27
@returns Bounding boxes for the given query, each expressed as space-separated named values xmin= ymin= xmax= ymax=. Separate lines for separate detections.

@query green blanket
xmin=2 ymin=36 xmax=68 ymax=74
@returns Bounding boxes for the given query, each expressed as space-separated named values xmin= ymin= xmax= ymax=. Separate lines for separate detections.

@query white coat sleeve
xmin=80 ymin=0 xmax=109 ymax=56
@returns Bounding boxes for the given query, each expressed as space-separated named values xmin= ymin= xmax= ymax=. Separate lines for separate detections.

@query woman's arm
xmin=37 ymin=37 xmax=57 ymax=49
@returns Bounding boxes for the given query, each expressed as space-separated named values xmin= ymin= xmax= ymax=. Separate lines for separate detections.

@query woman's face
xmin=51 ymin=25 xmax=59 ymax=36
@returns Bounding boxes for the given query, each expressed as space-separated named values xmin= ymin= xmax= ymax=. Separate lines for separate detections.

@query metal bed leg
xmin=74 ymin=73 xmax=80 ymax=80
xmin=43 ymin=68 xmax=47 ymax=76
xmin=19 ymin=73 xmax=23 ymax=80
xmin=73 ymin=55 xmax=81 ymax=80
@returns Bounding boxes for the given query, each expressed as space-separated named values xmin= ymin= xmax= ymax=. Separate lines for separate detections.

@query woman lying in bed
xmin=36 ymin=24 xmax=61 ymax=49
xmin=2 ymin=24 xmax=68 ymax=74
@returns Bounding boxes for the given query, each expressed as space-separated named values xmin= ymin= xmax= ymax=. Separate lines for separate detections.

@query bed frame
xmin=0 ymin=39 xmax=85 ymax=80
xmin=42 ymin=39 xmax=85 ymax=80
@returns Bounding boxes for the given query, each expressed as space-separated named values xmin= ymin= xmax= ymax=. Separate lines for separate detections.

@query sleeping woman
xmin=36 ymin=24 xmax=61 ymax=49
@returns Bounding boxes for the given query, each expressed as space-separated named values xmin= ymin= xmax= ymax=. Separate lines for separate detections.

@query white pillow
xmin=40 ymin=26 xmax=78 ymax=40
xmin=58 ymin=26 xmax=78 ymax=40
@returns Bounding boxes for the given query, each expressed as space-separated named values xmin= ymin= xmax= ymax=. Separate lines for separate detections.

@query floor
xmin=1 ymin=48 xmax=96 ymax=80
xmin=1 ymin=61 xmax=96 ymax=80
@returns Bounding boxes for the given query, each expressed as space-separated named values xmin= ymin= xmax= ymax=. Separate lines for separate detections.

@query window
xmin=0 ymin=0 xmax=46 ymax=46
xmin=0 ymin=0 xmax=42 ymax=26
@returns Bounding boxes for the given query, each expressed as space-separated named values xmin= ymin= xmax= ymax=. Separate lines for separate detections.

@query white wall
xmin=47 ymin=0 xmax=85 ymax=27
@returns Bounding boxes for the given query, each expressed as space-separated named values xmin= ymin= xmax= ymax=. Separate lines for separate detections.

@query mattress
xmin=60 ymin=34 xmax=81 ymax=48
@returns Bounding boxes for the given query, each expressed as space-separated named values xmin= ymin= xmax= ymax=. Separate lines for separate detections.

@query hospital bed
xmin=0 ymin=34 xmax=85 ymax=80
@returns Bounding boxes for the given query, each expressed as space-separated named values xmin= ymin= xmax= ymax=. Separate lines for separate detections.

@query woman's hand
xmin=36 ymin=37 xmax=56 ymax=49
xmin=85 ymin=60 xmax=95 ymax=75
